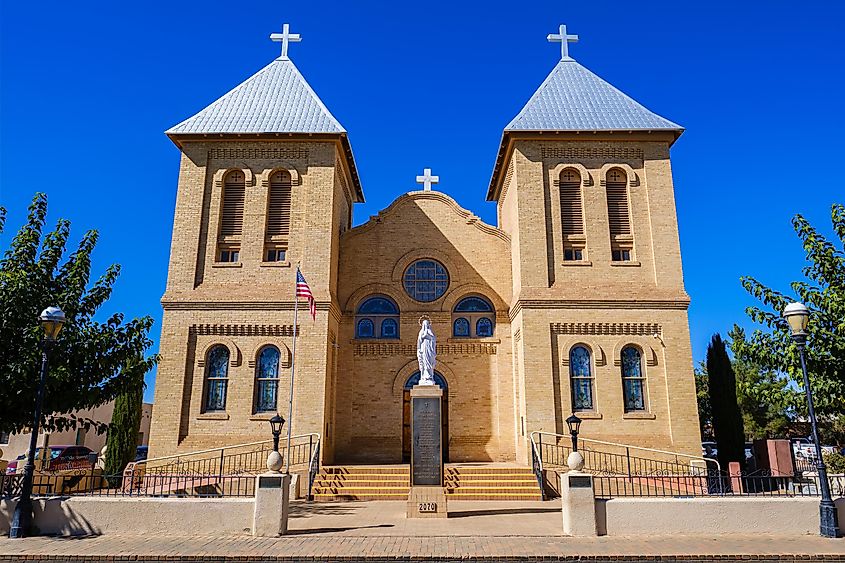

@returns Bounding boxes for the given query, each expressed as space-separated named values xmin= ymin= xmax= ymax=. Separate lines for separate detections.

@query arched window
xmin=606 ymin=168 xmax=633 ymax=262
xmin=381 ymin=318 xmax=398 ymax=338
xmin=205 ymin=345 xmax=230 ymax=412
xmin=476 ymin=318 xmax=493 ymax=337
xmin=264 ymin=170 xmax=292 ymax=262
xmin=621 ymin=346 xmax=646 ymax=412
xmin=403 ymin=260 xmax=449 ymax=302
xmin=453 ymin=318 xmax=470 ymax=337
xmin=356 ymin=296 xmax=400 ymax=339
xmin=452 ymin=296 xmax=495 ymax=338
xmin=570 ymin=345 xmax=594 ymax=411
xmin=560 ymin=169 xmax=585 ymax=261
xmin=255 ymin=346 xmax=280 ymax=413
xmin=356 ymin=318 xmax=375 ymax=338
xmin=217 ymin=171 xmax=245 ymax=263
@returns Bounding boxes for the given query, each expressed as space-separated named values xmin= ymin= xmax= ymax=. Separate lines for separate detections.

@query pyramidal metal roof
xmin=166 ymin=58 xmax=345 ymax=135
xmin=505 ymin=58 xmax=683 ymax=132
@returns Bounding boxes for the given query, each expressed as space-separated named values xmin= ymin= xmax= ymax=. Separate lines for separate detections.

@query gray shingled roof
xmin=505 ymin=59 xmax=683 ymax=132
xmin=166 ymin=58 xmax=345 ymax=135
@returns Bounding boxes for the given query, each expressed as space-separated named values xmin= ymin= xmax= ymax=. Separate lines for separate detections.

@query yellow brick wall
xmin=149 ymin=135 xmax=701 ymax=465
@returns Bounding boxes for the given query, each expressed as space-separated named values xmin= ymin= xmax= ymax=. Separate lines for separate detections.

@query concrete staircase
xmin=312 ymin=465 xmax=542 ymax=501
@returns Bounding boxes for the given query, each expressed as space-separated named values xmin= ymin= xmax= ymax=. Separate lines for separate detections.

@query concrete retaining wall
xmin=0 ymin=497 xmax=253 ymax=536
xmin=598 ymin=497 xmax=845 ymax=536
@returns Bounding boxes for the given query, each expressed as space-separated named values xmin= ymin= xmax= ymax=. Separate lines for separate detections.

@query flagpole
xmin=285 ymin=264 xmax=300 ymax=475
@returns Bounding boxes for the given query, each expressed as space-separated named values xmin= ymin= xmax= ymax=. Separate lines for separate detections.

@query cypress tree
xmin=706 ymin=333 xmax=746 ymax=472
xmin=103 ymin=372 xmax=144 ymax=476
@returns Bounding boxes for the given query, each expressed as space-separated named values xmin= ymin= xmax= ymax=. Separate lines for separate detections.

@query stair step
xmin=312 ymin=465 xmax=542 ymax=502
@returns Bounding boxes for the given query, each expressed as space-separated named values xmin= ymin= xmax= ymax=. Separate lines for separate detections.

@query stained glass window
xmin=570 ymin=346 xmax=594 ymax=411
xmin=621 ymin=346 xmax=646 ymax=412
xmin=452 ymin=296 xmax=494 ymax=337
xmin=356 ymin=318 xmax=374 ymax=338
xmin=205 ymin=345 xmax=229 ymax=412
xmin=381 ymin=318 xmax=398 ymax=338
xmin=403 ymin=260 xmax=449 ymax=302
xmin=476 ymin=317 xmax=493 ymax=337
xmin=453 ymin=317 xmax=470 ymax=337
xmin=255 ymin=346 xmax=280 ymax=413
xmin=356 ymin=296 xmax=399 ymax=339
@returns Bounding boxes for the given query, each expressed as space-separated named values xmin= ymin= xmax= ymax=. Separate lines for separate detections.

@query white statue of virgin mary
xmin=416 ymin=318 xmax=436 ymax=385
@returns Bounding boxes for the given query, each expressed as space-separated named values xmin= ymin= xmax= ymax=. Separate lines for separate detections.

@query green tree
xmin=0 ymin=193 xmax=157 ymax=436
xmin=694 ymin=362 xmax=712 ymax=440
xmin=706 ymin=334 xmax=746 ymax=470
xmin=733 ymin=359 xmax=796 ymax=440
xmin=103 ymin=377 xmax=144 ymax=475
xmin=730 ymin=203 xmax=845 ymax=439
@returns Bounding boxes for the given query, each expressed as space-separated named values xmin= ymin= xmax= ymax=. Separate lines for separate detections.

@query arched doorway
xmin=402 ymin=371 xmax=449 ymax=463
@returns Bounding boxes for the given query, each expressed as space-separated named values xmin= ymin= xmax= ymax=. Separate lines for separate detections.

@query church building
xmin=148 ymin=25 xmax=701 ymax=466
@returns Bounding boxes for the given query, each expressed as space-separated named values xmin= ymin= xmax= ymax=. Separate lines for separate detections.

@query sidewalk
xmin=0 ymin=500 xmax=842 ymax=561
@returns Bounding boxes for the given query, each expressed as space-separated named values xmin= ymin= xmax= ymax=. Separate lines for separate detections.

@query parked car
xmin=4 ymin=445 xmax=94 ymax=474
xmin=134 ymin=445 xmax=148 ymax=462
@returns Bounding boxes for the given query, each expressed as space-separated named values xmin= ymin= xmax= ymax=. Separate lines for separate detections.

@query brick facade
xmin=149 ymin=129 xmax=701 ymax=464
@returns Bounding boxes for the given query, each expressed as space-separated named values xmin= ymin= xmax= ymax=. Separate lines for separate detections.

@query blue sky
xmin=2 ymin=1 xmax=843 ymax=403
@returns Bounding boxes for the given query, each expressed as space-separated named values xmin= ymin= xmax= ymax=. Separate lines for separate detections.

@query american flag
xmin=296 ymin=268 xmax=316 ymax=321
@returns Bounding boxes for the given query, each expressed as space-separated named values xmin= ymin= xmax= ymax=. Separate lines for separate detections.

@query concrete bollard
xmin=253 ymin=472 xmax=291 ymax=537
xmin=559 ymin=471 xmax=597 ymax=537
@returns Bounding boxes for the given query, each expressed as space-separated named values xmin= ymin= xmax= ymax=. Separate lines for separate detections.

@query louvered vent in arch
xmin=220 ymin=171 xmax=246 ymax=237
xmin=559 ymin=169 xmax=583 ymax=236
xmin=606 ymin=169 xmax=630 ymax=236
xmin=266 ymin=171 xmax=292 ymax=238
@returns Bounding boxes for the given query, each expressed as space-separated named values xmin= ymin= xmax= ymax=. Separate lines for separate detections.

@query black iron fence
xmin=1 ymin=471 xmax=256 ymax=499
xmin=593 ymin=471 xmax=845 ymax=499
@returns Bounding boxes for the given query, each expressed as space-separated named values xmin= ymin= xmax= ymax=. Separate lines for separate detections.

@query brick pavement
xmin=0 ymin=500 xmax=842 ymax=561
xmin=0 ymin=533 xmax=843 ymax=561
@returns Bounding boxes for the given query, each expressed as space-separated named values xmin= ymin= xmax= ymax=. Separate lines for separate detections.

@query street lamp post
xmin=9 ymin=306 xmax=66 ymax=539
xmin=566 ymin=414 xmax=582 ymax=452
xmin=783 ymin=301 xmax=840 ymax=538
xmin=269 ymin=414 xmax=285 ymax=453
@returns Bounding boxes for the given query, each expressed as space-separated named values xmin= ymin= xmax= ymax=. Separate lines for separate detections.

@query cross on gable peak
xmin=415 ymin=168 xmax=439 ymax=191
xmin=547 ymin=24 xmax=579 ymax=61
xmin=270 ymin=23 xmax=302 ymax=61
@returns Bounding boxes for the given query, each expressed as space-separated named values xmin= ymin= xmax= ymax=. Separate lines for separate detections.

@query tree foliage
xmin=0 ymin=193 xmax=157 ymax=435
xmin=694 ymin=362 xmax=712 ymax=440
xmin=103 ymin=379 xmax=144 ymax=475
xmin=706 ymin=334 xmax=746 ymax=469
xmin=730 ymin=203 xmax=845 ymax=426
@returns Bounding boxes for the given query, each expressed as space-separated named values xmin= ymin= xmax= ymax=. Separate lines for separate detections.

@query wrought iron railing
xmin=307 ymin=439 xmax=321 ymax=501
xmin=125 ymin=433 xmax=321 ymax=478
xmin=594 ymin=471 xmax=845 ymax=498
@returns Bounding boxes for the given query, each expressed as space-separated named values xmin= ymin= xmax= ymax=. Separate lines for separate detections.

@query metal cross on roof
xmin=270 ymin=23 xmax=302 ymax=61
xmin=416 ymin=168 xmax=439 ymax=191
xmin=547 ymin=24 xmax=579 ymax=61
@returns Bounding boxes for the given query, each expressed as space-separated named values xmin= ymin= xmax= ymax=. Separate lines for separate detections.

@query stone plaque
xmin=258 ymin=476 xmax=283 ymax=489
xmin=411 ymin=395 xmax=442 ymax=486
xmin=568 ymin=475 xmax=593 ymax=488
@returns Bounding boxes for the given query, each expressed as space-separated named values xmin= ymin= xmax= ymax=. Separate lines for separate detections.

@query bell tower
xmin=488 ymin=26 xmax=700 ymax=461
xmin=149 ymin=25 xmax=362 ymax=460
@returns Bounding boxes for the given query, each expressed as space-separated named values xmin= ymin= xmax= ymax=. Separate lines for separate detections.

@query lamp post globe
xmin=9 ymin=306 xmax=65 ymax=539
xmin=565 ymin=414 xmax=582 ymax=452
xmin=781 ymin=302 xmax=839 ymax=538
xmin=269 ymin=414 xmax=285 ymax=452
xmin=39 ymin=306 xmax=66 ymax=341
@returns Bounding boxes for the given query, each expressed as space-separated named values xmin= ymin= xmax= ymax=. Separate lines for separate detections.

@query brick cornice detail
xmin=550 ymin=322 xmax=662 ymax=336
xmin=208 ymin=147 xmax=309 ymax=160
xmin=190 ymin=324 xmax=296 ymax=337
xmin=540 ymin=146 xmax=644 ymax=161
xmin=353 ymin=342 xmax=497 ymax=357
xmin=509 ymin=298 xmax=689 ymax=319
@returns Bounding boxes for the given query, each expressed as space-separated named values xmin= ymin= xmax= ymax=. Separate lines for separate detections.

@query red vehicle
xmin=5 ymin=445 xmax=94 ymax=474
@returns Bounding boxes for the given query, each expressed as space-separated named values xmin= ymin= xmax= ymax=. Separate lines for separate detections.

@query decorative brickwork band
xmin=550 ymin=322 xmax=661 ymax=336
xmin=190 ymin=324 xmax=297 ymax=337
xmin=354 ymin=342 xmax=497 ymax=356
xmin=540 ymin=146 xmax=644 ymax=160
xmin=209 ymin=147 xmax=309 ymax=160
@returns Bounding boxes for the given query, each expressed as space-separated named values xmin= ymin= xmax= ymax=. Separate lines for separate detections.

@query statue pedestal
xmin=407 ymin=384 xmax=448 ymax=518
